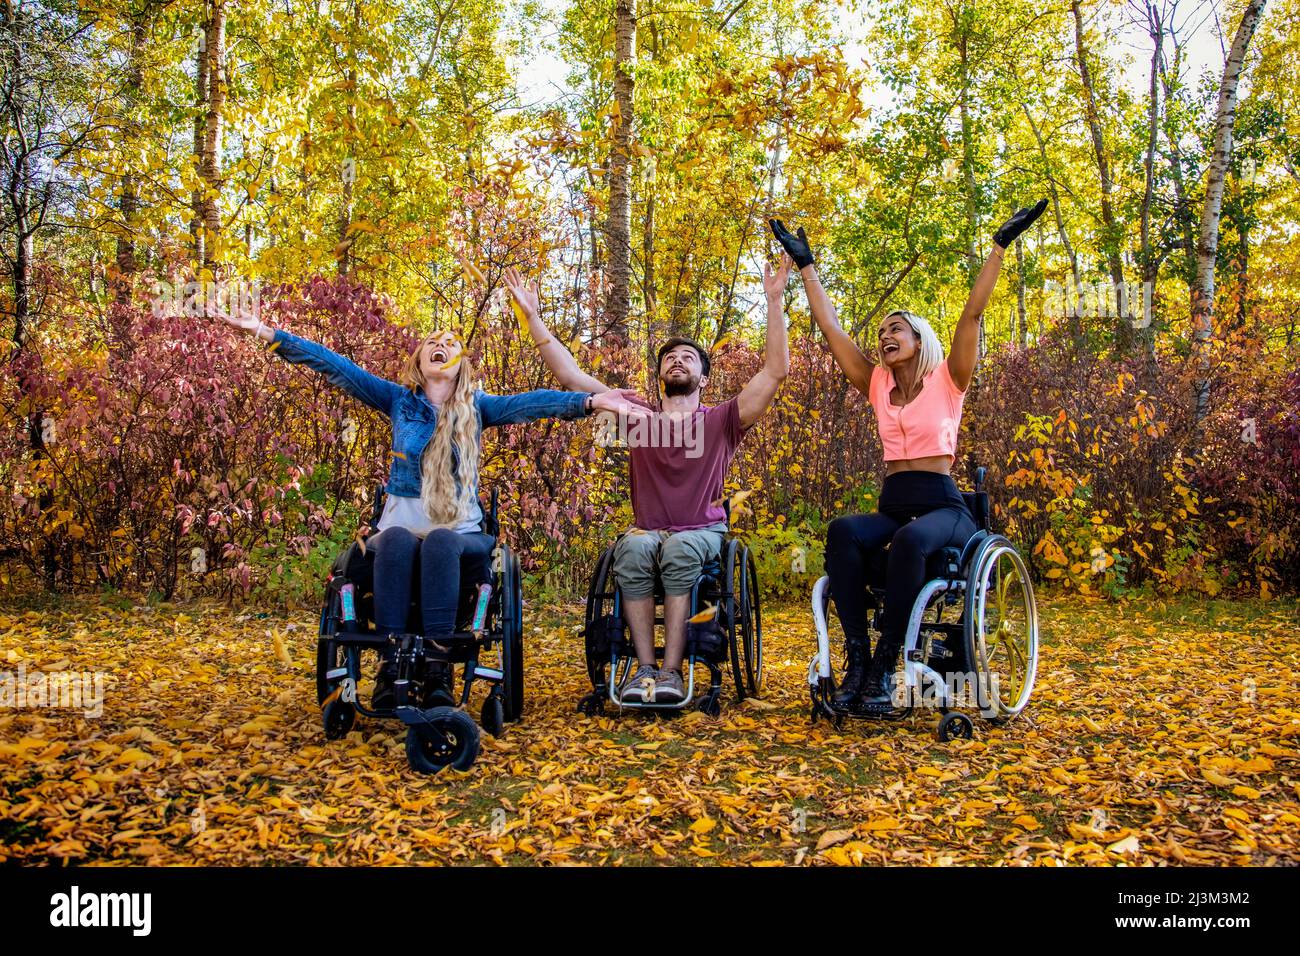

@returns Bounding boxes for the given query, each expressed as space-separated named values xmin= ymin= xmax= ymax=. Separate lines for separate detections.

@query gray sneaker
xmin=619 ymin=664 xmax=658 ymax=704
xmin=654 ymin=668 xmax=685 ymax=704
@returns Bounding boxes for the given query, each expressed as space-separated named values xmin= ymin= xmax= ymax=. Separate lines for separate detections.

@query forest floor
xmin=1 ymin=589 xmax=1297 ymax=866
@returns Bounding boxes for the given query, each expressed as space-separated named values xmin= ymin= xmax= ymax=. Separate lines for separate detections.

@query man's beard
xmin=661 ymin=371 xmax=700 ymax=398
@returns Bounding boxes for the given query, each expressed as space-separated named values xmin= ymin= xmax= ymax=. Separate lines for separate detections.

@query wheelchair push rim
xmin=499 ymin=547 xmax=525 ymax=721
xmin=582 ymin=544 xmax=617 ymax=692
xmin=727 ymin=543 xmax=763 ymax=698
xmin=965 ymin=536 xmax=1039 ymax=719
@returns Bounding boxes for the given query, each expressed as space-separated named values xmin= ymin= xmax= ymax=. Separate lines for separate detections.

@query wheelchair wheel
xmin=481 ymin=694 xmax=505 ymax=738
xmin=963 ymin=535 xmax=1039 ymax=720
xmin=405 ymin=708 xmax=480 ymax=774
xmin=725 ymin=542 xmax=763 ymax=699
xmin=582 ymin=543 xmax=617 ymax=690
xmin=500 ymin=547 xmax=525 ymax=722
xmin=741 ymin=544 xmax=763 ymax=696
xmin=723 ymin=541 xmax=748 ymax=702
xmin=316 ymin=589 xmax=358 ymax=705
xmin=937 ymin=711 xmax=974 ymax=742
xmin=322 ymin=698 xmax=356 ymax=739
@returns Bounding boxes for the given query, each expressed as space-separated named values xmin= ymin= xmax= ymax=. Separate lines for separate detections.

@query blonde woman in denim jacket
xmin=222 ymin=313 xmax=645 ymax=705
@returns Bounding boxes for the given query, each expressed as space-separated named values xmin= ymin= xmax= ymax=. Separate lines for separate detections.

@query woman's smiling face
xmin=877 ymin=313 xmax=920 ymax=368
xmin=419 ymin=330 xmax=464 ymax=380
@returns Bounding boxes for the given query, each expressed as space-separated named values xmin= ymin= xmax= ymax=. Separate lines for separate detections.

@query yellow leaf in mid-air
xmin=460 ymin=258 xmax=485 ymax=287
xmin=271 ymin=631 xmax=291 ymax=666
xmin=687 ymin=605 xmax=717 ymax=625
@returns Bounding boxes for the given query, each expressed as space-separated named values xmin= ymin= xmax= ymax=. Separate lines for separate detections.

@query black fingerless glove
xmin=992 ymin=199 xmax=1048 ymax=249
xmin=770 ymin=218 xmax=815 ymax=270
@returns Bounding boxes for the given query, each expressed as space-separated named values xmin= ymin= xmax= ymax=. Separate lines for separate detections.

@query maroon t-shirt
xmin=627 ymin=397 xmax=748 ymax=531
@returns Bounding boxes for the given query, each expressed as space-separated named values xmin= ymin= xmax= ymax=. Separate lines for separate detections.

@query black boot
xmin=420 ymin=659 xmax=456 ymax=708
xmin=831 ymin=638 xmax=871 ymax=709
xmin=858 ymin=639 xmax=902 ymax=713
xmin=371 ymin=651 xmax=398 ymax=710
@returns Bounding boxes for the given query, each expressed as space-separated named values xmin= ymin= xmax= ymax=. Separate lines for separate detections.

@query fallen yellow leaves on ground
xmin=0 ymin=592 xmax=1296 ymax=866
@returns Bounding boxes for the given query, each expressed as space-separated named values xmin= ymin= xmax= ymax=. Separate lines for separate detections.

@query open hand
xmin=764 ymin=252 xmax=794 ymax=298
xmin=992 ymin=199 xmax=1048 ymax=250
xmin=218 ymin=311 xmax=261 ymax=335
xmin=502 ymin=266 xmax=539 ymax=318
xmin=592 ymin=388 xmax=653 ymax=424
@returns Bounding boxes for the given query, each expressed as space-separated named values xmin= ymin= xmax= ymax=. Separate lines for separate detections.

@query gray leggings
xmin=368 ymin=526 xmax=495 ymax=636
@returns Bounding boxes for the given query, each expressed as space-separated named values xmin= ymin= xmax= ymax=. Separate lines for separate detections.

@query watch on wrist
xmin=584 ymin=394 xmax=595 ymax=414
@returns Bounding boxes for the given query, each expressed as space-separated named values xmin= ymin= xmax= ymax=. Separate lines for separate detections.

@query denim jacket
xmin=268 ymin=329 xmax=592 ymax=499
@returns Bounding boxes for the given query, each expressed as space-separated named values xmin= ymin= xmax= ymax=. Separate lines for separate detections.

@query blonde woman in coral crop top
xmin=771 ymin=201 xmax=1047 ymax=712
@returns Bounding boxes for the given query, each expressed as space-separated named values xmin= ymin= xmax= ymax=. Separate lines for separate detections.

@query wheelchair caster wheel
xmin=576 ymin=693 xmax=605 ymax=717
xmin=697 ymin=695 xmax=721 ymax=718
xmin=481 ymin=695 xmax=505 ymax=738
xmin=322 ymin=699 xmax=356 ymax=740
xmin=937 ymin=712 xmax=974 ymax=742
xmin=405 ymin=708 xmax=480 ymax=774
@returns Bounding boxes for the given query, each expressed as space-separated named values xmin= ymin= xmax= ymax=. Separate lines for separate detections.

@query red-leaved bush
xmin=2 ymin=276 xmax=1296 ymax=602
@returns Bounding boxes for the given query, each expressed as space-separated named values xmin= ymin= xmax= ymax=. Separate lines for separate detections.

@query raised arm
xmin=503 ymin=267 xmax=610 ymax=394
xmin=218 ymin=312 xmax=404 ymax=416
xmin=736 ymin=253 xmax=793 ymax=428
xmin=948 ymin=199 xmax=1047 ymax=392
xmin=770 ymin=219 xmax=873 ymax=395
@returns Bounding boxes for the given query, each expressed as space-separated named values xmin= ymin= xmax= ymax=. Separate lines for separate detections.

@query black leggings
xmin=368 ymin=526 xmax=495 ymax=636
xmin=825 ymin=471 xmax=976 ymax=650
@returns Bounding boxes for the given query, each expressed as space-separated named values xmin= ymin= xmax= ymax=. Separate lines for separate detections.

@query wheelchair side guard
xmin=810 ymin=573 xmax=991 ymax=731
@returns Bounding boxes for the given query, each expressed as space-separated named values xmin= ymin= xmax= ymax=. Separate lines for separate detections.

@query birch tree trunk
xmin=199 ymin=1 xmax=225 ymax=276
xmin=604 ymin=0 xmax=634 ymax=340
xmin=1191 ymin=0 xmax=1267 ymax=425
xmin=1072 ymin=0 xmax=1129 ymax=339
xmin=1137 ymin=1 xmax=1162 ymax=358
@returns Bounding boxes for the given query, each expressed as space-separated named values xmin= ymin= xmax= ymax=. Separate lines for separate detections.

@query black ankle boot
xmin=420 ymin=660 xmax=456 ymax=708
xmin=831 ymin=638 xmax=871 ymax=709
xmin=858 ymin=640 xmax=902 ymax=713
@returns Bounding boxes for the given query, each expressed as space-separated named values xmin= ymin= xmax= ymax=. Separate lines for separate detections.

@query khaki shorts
xmin=611 ymin=523 xmax=728 ymax=598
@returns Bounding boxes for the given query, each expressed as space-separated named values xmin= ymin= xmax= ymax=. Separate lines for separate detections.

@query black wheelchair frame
xmin=578 ymin=518 xmax=762 ymax=717
xmin=315 ymin=485 xmax=524 ymax=774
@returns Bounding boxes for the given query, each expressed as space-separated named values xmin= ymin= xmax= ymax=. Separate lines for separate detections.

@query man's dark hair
xmin=656 ymin=337 xmax=711 ymax=377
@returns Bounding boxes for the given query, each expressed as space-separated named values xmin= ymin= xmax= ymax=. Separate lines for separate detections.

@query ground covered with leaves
xmin=1 ymin=590 xmax=1297 ymax=866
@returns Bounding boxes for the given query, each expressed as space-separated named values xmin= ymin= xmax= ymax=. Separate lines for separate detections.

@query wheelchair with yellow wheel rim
xmin=808 ymin=466 xmax=1039 ymax=741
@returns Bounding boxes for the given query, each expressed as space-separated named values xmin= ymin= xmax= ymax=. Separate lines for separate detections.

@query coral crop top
xmin=868 ymin=360 xmax=967 ymax=461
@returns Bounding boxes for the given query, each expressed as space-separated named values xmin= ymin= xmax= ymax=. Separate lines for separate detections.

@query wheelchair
xmin=315 ymin=486 xmax=524 ymax=774
xmin=808 ymin=465 xmax=1039 ymax=741
xmin=577 ymin=519 xmax=763 ymax=717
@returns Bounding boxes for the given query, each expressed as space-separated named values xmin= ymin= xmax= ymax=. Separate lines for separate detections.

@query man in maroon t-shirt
xmin=504 ymin=255 xmax=792 ymax=704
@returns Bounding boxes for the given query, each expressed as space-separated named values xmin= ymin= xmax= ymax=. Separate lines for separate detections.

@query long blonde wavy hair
xmin=399 ymin=334 xmax=480 ymax=529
